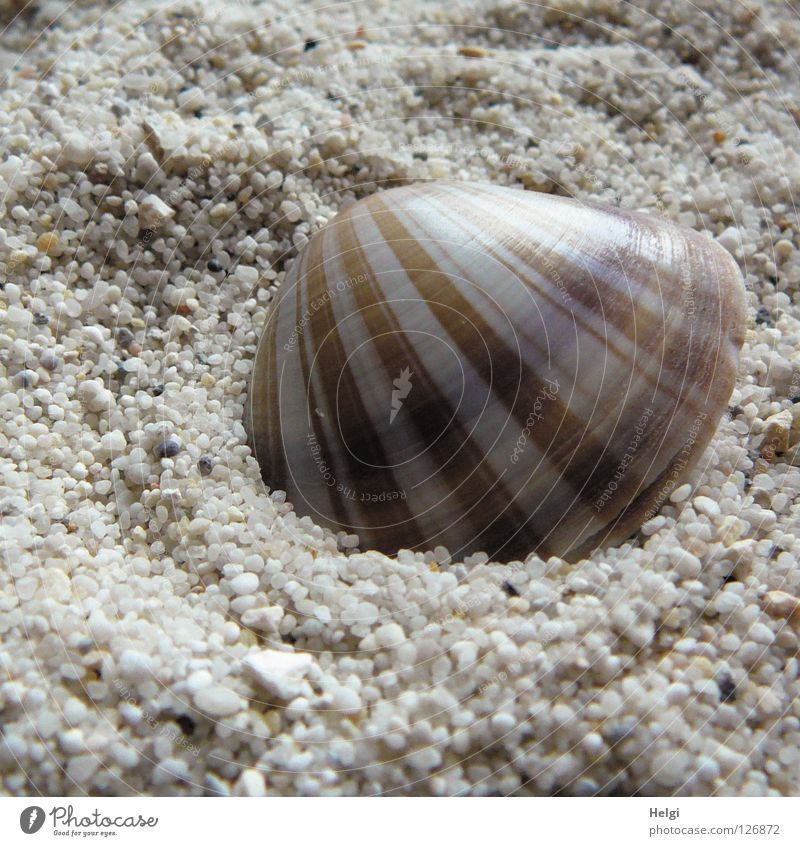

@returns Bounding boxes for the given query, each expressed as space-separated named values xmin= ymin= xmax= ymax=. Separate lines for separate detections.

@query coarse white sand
xmin=1 ymin=0 xmax=799 ymax=796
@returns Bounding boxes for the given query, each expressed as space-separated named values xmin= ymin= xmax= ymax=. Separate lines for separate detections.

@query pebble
xmin=61 ymin=132 xmax=93 ymax=166
xmin=375 ymin=623 xmax=405 ymax=647
xmin=77 ymin=379 xmax=115 ymax=413
xmin=153 ymin=757 xmax=191 ymax=785
xmin=115 ymin=327 xmax=136 ymax=349
xmin=693 ymin=496 xmax=721 ymax=518
xmin=240 ymin=606 xmax=283 ymax=631
xmin=67 ymin=754 xmax=100 ymax=782
xmin=762 ymin=410 xmax=792 ymax=454
xmin=36 ymin=232 xmax=61 ymax=256
xmin=235 ymin=265 xmax=260 ymax=285
xmin=669 ymin=483 xmax=692 ymax=503
xmin=490 ymin=712 xmax=516 ymax=734
xmin=124 ymin=462 xmax=149 ymax=486
xmin=230 ymin=572 xmax=259 ymax=595
xmin=672 ymin=549 xmax=702 ymax=579
xmin=748 ymin=622 xmax=775 ymax=645
xmin=640 ymin=514 xmax=666 ymax=535
xmin=154 ymin=438 xmax=181 ymax=458
xmin=63 ymin=698 xmax=88 ymax=724
xmin=715 ymin=744 xmax=747 ymax=774
xmin=332 ymin=685 xmax=361 ymax=713
xmin=322 ymin=131 xmax=346 ymax=155
xmin=193 ymin=686 xmax=244 ymax=718
xmin=651 ymin=750 xmax=691 ymax=788
xmin=177 ymin=86 xmax=205 ymax=113
xmin=117 ymin=650 xmax=155 ymax=683
xmin=582 ymin=732 xmax=605 ymax=755
xmin=243 ymin=650 xmax=317 ymax=699
xmin=280 ymin=200 xmax=302 ymax=222
xmin=40 ymin=350 xmax=60 ymax=370
xmin=235 ymin=768 xmax=267 ymax=797
xmin=458 ymin=45 xmax=488 ymax=58
xmin=139 ymin=193 xmax=175 ymax=228
xmin=59 ymin=197 xmax=88 ymax=223
xmin=13 ymin=370 xmax=38 ymax=388
xmin=716 ymin=226 xmax=742 ymax=254
xmin=265 ymin=170 xmax=283 ymax=190
xmin=764 ymin=590 xmax=800 ymax=623
xmin=100 ymin=430 xmax=126 ymax=453
xmin=83 ymin=325 xmax=105 ymax=346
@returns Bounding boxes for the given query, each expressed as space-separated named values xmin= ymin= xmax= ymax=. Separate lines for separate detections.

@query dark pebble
xmin=207 ymin=259 xmax=223 ymax=273
xmin=155 ymin=438 xmax=181 ymax=459
xmin=412 ymin=151 xmax=428 ymax=161
xmin=151 ymin=384 xmax=164 ymax=396
xmin=603 ymin=721 xmax=635 ymax=745
xmin=717 ymin=673 xmax=737 ymax=702
xmin=40 ymin=352 xmax=60 ymax=371
xmin=116 ymin=327 xmax=135 ymax=348
xmin=754 ymin=306 xmax=771 ymax=325
xmin=304 ymin=38 xmax=318 ymax=51
xmin=15 ymin=370 xmax=34 ymax=387
xmin=33 ymin=312 xmax=49 ymax=325
xmin=198 ymin=455 xmax=214 ymax=475
xmin=175 ymin=715 xmax=195 ymax=736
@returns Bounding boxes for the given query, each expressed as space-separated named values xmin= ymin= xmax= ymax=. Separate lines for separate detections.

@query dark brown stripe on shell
xmin=301 ymin=218 xmax=422 ymax=538
xmin=368 ymin=189 xmax=660 ymax=556
xmin=336 ymin=200 xmax=543 ymax=556
xmin=429 ymin=183 xmax=711 ymax=414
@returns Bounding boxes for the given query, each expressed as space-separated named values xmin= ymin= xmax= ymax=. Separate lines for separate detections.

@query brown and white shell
xmin=248 ymin=181 xmax=747 ymax=562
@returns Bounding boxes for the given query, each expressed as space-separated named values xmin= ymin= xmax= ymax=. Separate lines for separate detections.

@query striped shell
xmin=249 ymin=182 xmax=747 ymax=562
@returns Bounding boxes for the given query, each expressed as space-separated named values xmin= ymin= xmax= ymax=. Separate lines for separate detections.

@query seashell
xmin=248 ymin=182 xmax=746 ymax=562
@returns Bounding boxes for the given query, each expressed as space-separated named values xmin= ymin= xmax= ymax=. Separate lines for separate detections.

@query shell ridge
xmin=372 ymin=197 xmax=590 ymax=547
xmin=375 ymin=193 xmax=641 ymax=558
xmin=290 ymin=223 xmax=362 ymax=531
xmin=337 ymin=201 xmax=494 ymax=545
xmin=414 ymin=186 xmax=649 ymax=488
xmin=380 ymin=190 xmax=612 ymax=548
xmin=350 ymin=205 xmax=594 ymax=554
xmin=411 ymin=185 xmax=731 ymax=555
xmin=432 ymin=182 xmax=719 ymax=422
xmin=314 ymin=215 xmax=431 ymax=535
xmin=362 ymin=193 xmax=546 ymax=551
